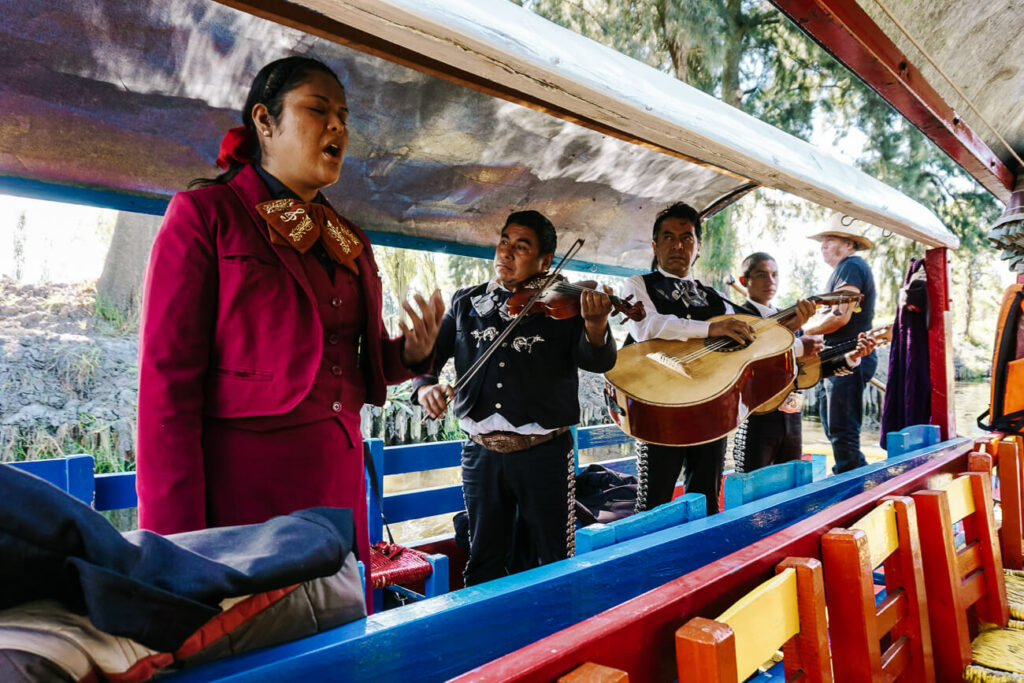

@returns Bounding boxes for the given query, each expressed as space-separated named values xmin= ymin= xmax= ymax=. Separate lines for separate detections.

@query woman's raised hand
xmin=400 ymin=289 xmax=446 ymax=366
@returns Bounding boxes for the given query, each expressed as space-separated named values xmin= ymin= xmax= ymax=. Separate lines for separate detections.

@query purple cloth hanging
xmin=880 ymin=259 xmax=931 ymax=447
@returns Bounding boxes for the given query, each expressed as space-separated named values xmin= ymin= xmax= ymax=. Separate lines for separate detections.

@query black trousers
xmin=636 ymin=437 xmax=726 ymax=516
xmin=460 ymin=431 xmax=575 ymax=586
xmin=733 ymin=411 xmax=802 ymax=473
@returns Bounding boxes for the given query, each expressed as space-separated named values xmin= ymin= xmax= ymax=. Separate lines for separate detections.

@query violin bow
xmin=450 ymin=238 xmax=585 ymax=395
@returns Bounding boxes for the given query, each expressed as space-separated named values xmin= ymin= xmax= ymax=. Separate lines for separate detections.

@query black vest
xmin=413 ymin=283 xmax=617 ymax=430
xmin=625 ymin=272 xmax=730 ymax=345
xmin=642 ymin=271 xmax=728 ymax=319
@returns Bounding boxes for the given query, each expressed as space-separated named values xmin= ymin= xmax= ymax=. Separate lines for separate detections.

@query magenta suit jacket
xmin=137 ymin=164 xmax=415 ymax=534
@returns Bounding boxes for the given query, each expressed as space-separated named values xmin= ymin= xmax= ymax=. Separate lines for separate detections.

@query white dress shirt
xmin=743 ymin=298 xmax=805 ymax=357
xmin=623 ymin=268 xmax=737 ymax=343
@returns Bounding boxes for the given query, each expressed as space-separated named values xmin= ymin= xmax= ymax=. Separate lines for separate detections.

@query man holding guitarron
xmin=620 ymin=203 xmax=815 ymax=515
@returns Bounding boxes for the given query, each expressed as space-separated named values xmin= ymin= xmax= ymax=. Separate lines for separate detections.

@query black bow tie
xmin=670 ymin=279 xmax=708 ymax=307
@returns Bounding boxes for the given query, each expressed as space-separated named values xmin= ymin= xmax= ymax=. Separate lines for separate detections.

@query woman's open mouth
xmin=323 ymin=143 xmax=342 ymax=161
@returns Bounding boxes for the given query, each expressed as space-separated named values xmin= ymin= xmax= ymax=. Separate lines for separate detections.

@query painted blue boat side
xmin=885 ymin=424 xmax=941 ymax=457
xmin=169 ymin=437 xmax=971 ymax=682
xmin=9 ymin=454 xmax=96 ymax=506
xmin=722 ymin=460 xmax=814 ymax=509
xmin=575 ymin=492 xmax=706 ymax=553
xmin=94 ymin=472 xmax=139 ymax=511
xmin=385 ymin=484 xmax=465 ymax=524
xmin=383 ymin=441 xmax=464 ymax=475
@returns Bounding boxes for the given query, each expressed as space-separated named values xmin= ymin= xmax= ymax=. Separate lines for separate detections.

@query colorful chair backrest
xmin=821 ymin=496 xmax=934 ymax=682
xmin=675 ymin=557 xmax=832 ymax=683
xmin=911 ymin=459 xmax=1010 ymax=680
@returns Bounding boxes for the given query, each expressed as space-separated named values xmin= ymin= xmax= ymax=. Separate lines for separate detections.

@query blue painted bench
xmin=9 ymin=454 xmax=137 ymax=511
xmin=722 ymin=460 xmax=814 ymax=510
xmin=575 ymin=492 xmax=705 ymax=554
xmin=886 ymin=424 xmax=941 ymax=457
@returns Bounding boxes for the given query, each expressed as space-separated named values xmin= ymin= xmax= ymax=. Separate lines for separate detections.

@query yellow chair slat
xmin=851 ymin=499 xmax=900 ymax=569
xmin=943 ymin=475 xmax=977 ymax=524
xmin=718 ymin=567 xmax=799 ymax=681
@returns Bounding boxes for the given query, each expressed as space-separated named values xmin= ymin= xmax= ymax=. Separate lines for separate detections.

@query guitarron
xmin=604 ymin=292 xmax=863 ymax=446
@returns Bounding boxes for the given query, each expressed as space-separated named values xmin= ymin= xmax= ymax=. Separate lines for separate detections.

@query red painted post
xmin=778 ymin=557 xmax=832 ymax=683
xmin=925 ymin=248 xmax=955 ymax=440
xmin=910 ymin=488 xmax=971 ymax=681
xmin=964 ymin=470 xmax=1010 ymax=627
xmin=557 ymin=662 xmax=630 ymax=683
xmin=675 ymin=618 xmax=738 ymax=683
xmin=820 ymin=527 xmax=880 ymax=681
xmin=997 ymin=438 xmax=1024 ymax=569
xmin=887 ymin=496 xmax=935 ymax=683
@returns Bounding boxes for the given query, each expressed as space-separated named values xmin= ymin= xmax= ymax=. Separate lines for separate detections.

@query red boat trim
xmin=767 ymin=0 xmax=1014 ymax=201
xmin=459 ymin=443 xmax=971 ymax=682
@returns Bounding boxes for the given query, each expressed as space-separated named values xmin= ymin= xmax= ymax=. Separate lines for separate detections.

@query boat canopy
xmin=0 ymin=0 xmax=957 ymax=276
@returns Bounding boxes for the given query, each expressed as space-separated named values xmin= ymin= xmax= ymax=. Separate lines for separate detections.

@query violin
xmin=505 ymin=273 xmax=646 ymax=322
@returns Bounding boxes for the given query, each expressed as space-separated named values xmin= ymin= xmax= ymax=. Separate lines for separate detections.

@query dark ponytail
xmin=190 ymin=56 xmax=343 ymax=188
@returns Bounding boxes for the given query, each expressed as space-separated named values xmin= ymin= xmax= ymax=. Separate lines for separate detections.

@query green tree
xmin=520 ymin=0 xmax=1004 ymax=363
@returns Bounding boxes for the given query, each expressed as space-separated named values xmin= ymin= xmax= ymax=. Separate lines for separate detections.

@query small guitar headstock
xmin=812 ymin=290 xmax=865 ymax=315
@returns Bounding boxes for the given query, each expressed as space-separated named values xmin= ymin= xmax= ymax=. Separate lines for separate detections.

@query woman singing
xmin=136 ymin=57 xmax=443 ymax=578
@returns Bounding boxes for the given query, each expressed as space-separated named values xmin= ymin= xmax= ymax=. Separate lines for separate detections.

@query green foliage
xmin=92 ymin=294 xmax=139 ymax=336
xmin=0 ymin=417 xmax=131 ymax=473
xmin=521 ymin=0 xmax=1006 ymax=358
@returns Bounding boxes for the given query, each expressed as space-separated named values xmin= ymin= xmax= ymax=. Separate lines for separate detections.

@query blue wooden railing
xmin=7 ymin=425 xmax=635 ymax=526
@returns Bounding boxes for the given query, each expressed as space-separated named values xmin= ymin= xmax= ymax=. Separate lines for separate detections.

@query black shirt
xmin=825 ymin=255 xmax=875 ymax=346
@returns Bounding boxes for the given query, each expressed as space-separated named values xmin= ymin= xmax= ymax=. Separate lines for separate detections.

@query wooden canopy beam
xmin=768 ymin=0 xmax=1015 ymax=202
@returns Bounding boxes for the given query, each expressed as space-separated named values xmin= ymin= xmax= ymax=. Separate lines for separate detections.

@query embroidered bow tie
xmin=470 ymin=288 xmax=513 ymax=320
xmin=256 ymin=199 xmax=363 ymax=275
xmin=670 ymin=279 xmax=708 ymax=307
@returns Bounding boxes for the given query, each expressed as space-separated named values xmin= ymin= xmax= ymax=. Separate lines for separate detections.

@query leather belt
xmin=469 ymin=426 xmax=571 ymax=454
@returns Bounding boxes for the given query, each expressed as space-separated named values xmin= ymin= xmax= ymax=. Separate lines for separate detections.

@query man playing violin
xmin=414 ymin=210 xmax=615 ymax=585
xmin=622 ymin=204 xmax=814 ymax=515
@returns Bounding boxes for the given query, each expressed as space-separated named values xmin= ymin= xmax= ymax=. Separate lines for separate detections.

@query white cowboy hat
xmin=808 ymin=213 xmax=874 ymax=251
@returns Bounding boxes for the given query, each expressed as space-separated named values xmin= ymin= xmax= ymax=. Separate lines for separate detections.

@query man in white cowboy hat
xmin=804 ymin=213 xmax=877 ymax=473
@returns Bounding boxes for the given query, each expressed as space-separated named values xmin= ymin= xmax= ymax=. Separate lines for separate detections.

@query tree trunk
xmin=654 ymin=0 xmax=689 ymax=82
xmin=720 ymin=0 xmax=745 ymax=109
xmin=96 ymin=211 xmax=162 ymax=315
xmin=964 ymin=261 xmax=976 ymax=341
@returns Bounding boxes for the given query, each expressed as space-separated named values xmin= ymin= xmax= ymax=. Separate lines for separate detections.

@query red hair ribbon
xmin=216 ymin=126 xmax=255 ymax=170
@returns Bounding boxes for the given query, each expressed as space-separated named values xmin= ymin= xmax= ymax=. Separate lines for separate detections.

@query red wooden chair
xmin=972 ymin=435 xmax=1024 ymax=570
xmin=821 ymin=496 xmax=934 ymax=682
xmin=557 ymin=662 xmax=630 ymax=682
xmin=675 ymin=557 xmax=831 ymax=683
xmin=912 ymin=459 xmax=1020 ymax=681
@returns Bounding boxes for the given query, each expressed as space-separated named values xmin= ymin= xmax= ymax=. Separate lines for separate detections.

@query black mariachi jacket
xmin=412 ymin=282 xmax=617 ymax=430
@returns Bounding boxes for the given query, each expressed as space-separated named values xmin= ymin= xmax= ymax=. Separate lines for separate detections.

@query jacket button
xmin=495 ymin=402 xmax=502 ymax=409
xmin=496 ymin=383 xmax=503 ymax=389
xmin=331 ymin=297 xmax=342 ymax=307
xmin=328 ymin=333 xmax=339 ymax=345
xmin=331 ymin=365 xmax=343 ymax=376
xmin=499 ymin=362 xmax=505 ymax=368
xmin=331 ymin=401 xmax=342 ymax=412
